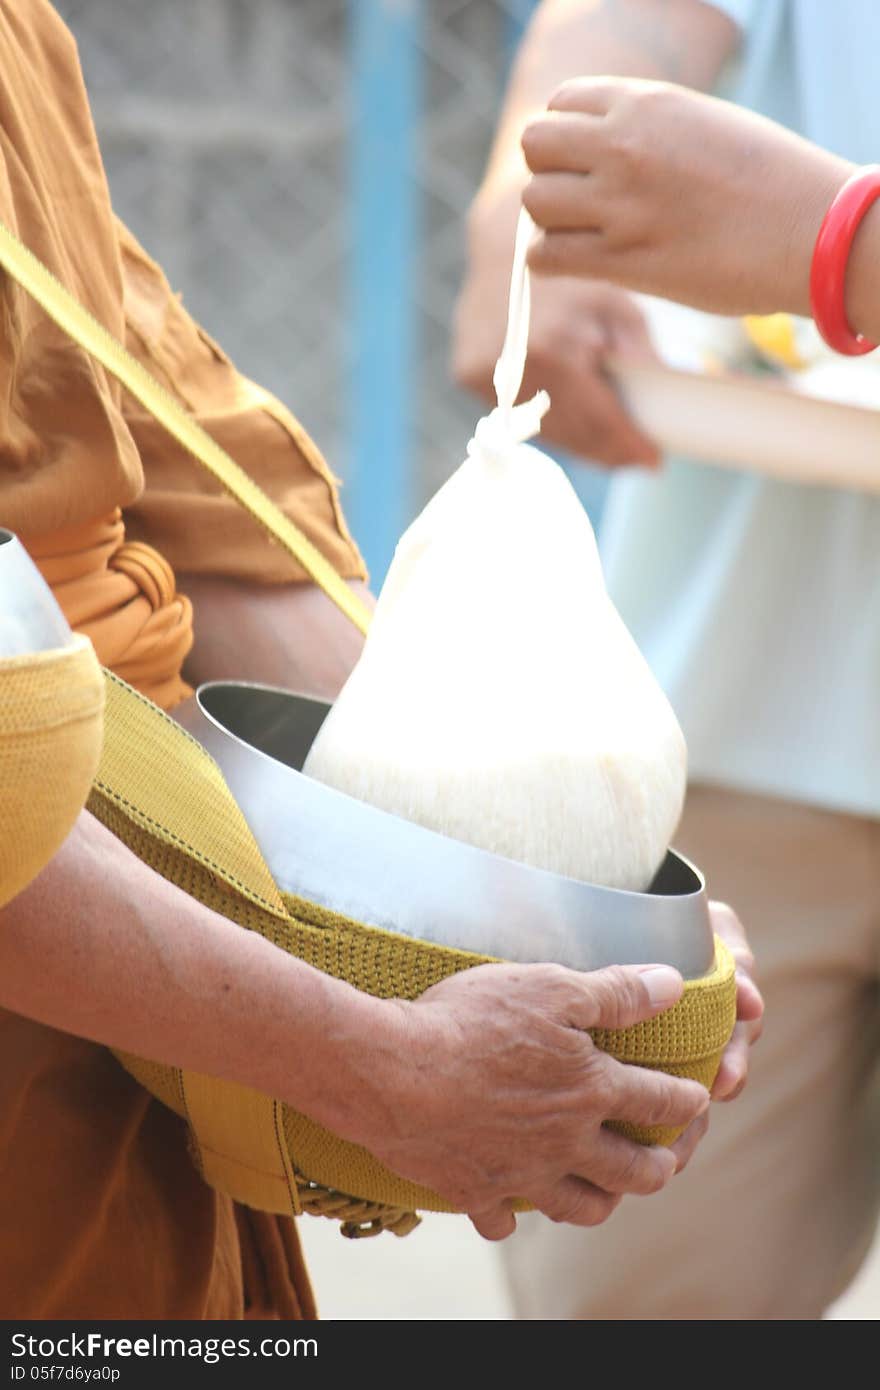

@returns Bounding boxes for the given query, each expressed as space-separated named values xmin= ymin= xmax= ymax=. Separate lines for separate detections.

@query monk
xmin=0 ymin=0 xmax=761 ymax=1319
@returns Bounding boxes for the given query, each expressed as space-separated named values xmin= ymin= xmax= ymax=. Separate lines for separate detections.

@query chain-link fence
xmin=55 ymin=0 xmax=536 ymax=577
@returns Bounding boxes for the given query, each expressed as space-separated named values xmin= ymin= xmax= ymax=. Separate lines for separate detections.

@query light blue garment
xmin=600 ymin=0 xmax=880 ymax=817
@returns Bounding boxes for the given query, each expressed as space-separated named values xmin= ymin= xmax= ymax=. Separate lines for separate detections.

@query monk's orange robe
xmin=0 ymin=0 xmax=365 ymax=1318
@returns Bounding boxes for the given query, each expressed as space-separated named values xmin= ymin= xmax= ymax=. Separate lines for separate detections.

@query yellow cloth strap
xmin=94 ymin=668 xmax=310 ymax=1217
xmin=182 ymin=1074 xmax=302 ymax=1216
xmin=0 ymin=220 xmax=372 ymax=637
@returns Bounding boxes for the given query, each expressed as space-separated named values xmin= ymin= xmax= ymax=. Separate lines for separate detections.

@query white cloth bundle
xmin=305 ymin=211 xmax=686 ymax=893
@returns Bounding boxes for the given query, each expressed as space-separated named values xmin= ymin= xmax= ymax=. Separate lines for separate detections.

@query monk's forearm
xmin=478 ymin=0 xmax=738 ymax=204
xmin=179 ymin=574 xmax=373 ymax=702
xmin=0 ymin=811 xmax=404 ymax=1144
xmin=0 ymin=815 xmax=730 ymax=1225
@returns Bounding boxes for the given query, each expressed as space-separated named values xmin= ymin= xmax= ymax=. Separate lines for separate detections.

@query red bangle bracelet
xmin=810 ymin=164 xmax=880 ymax=355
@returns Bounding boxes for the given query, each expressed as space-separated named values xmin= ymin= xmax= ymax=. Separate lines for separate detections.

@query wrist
xmin=261 ymin=965 xmax=417 ymax=1149
xmin=809 ymin=163 xmax=880 ymax=352
xmin=784 ymin=156 xmax=856 ymax=317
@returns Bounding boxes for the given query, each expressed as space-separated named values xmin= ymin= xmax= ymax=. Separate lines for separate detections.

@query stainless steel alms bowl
xmin=177 ymin=680 xmax=715 ymax=979
xmin=0 ymin=531 xmax=713 ymax=978
xmin=0 ymin=528 xmax=73 ymax=657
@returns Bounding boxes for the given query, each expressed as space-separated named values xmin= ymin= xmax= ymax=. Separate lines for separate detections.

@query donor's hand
xmin=522 ymin=78 xmax=850 ymax=318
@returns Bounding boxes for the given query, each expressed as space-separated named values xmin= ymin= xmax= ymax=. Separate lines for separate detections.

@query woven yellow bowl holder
xmin=0 ymin=218 xmax=737 ymax=1238
xmin=0 ymin=637 xmax=104 ymax=909
xmin=88 ymin=672 xmax=736 ymax=1237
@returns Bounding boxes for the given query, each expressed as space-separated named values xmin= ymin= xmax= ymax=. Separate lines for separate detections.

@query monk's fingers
xmin=710 ymin=903 xmax=765 ymax=1032
xmin=712 ymin=1021 xmax=756 ymax=1101
xmin=567 ymin=963 xmax=684 ymax=1034
xmin=735 ymin=970 xmax=765 ymax=1026
xmin=577 ymin=1126 xmax=677 ymax=1196
xmin=530 ymin=1177 xmax=621 ymax=1228
xmin=709 ymin=900 xmax=757 ymax=977
xmin=599 ymin=1052 xmax=710 ymax=1132
xmin=668 ymin=1110 xmax=710 ymax=1173
xmin=522 ymin=110 xmax=604 ymax=175
xmin=468 ymin=1204 xmax=517 ymax=1242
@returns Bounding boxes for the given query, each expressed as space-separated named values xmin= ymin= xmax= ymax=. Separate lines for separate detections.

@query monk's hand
xmin=522 ymin=77 xmax=851 ymax=318
xmin=453 ymin=186 xmax=659 ymax=468
xmin=659 ymin=902 xmax=763 ymax=1181
xmin=706 ymin=901 xmax=763 ymax=1105
xmin=364 ymin=962 xmax=710 ymax=1241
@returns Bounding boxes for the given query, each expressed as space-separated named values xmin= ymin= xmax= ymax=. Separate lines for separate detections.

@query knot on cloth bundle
xmin=467 ymin=212 xmax=550 ymax=464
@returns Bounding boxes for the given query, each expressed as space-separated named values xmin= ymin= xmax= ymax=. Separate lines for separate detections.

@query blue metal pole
xmin=347 ymin=0 xmax=423 ymax=588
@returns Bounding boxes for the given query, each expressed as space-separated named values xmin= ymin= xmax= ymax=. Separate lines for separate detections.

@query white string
xmin=467 ymin=207 xmax=550 ymax=464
